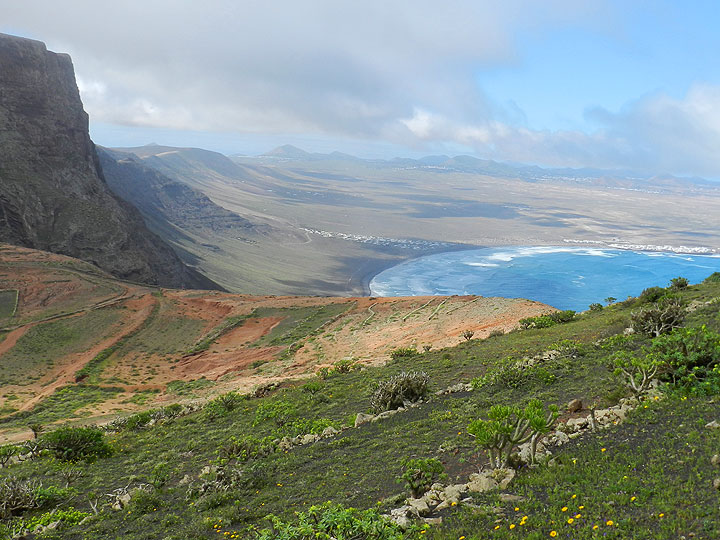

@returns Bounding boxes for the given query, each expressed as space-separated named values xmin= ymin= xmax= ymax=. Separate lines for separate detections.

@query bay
xmin=369 ymin=246 xmax=720 ymax=311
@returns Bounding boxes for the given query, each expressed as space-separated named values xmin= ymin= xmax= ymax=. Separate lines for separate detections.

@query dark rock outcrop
xmin=0 ymin=33 xmax=219 ymax=289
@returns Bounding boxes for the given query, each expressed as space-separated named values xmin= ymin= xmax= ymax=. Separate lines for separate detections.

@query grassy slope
xmin=1 ymin=280 xmax=720 ymax=539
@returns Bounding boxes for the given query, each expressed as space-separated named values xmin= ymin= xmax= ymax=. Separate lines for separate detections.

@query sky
xmin=3 ymin=1 xmax=720 ymax=178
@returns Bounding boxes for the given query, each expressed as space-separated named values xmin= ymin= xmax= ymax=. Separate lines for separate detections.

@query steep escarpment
xmin=0 ymin=33 xmax=219 ymax=290
xmin=98 ymin=148 xmax=259 ymax=237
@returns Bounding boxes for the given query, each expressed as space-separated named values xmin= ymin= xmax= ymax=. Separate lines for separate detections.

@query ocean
xmin=368 ymin=246 xmax=720 ymax=311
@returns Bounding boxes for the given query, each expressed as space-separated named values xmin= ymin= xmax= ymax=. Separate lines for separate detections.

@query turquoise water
xmin=369 ymin=246 xmax=720 ymax=311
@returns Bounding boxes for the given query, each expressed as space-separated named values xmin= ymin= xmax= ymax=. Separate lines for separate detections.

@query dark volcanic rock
xmin=0 ymin=33 xmax=219 ymax=290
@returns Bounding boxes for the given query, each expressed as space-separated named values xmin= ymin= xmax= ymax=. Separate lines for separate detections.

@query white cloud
xmin=6 ymin=1 xmax=720 ymax=177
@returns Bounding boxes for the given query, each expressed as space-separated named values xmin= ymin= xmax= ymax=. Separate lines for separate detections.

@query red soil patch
xmin=212 ymin=317 xmax=283 ymax=349
xmin=0 ymin=326 xmax=28 ymax=356
xmin=10 ymin=293 xmax=157 ymax=414
xmin=177 ymin=346 xmax=284 ymax=380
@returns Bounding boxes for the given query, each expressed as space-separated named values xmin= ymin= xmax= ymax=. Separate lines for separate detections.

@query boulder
xmin=387 ymin=507 xmax=413 ymax=530
xmin=467 ymin=472 xmax=498 ymax=493
xmin=705 ymin=420 xmax=720 ymax=429
xmin=321 ymin=426 xmax=339 ymax=438
xmin=565 ymin=416 xmax=589 ymax=432
xmin=301 ymin=433 xmax=319 ymax=445
xmin=355 ymin=413 xmax=374 ymax=427
xmin=442 ymin=484 xmax=466 ymax=503
xmin=545 ymin=430 xmax=570 ymax=447
xmin=406 ymin=497 xmax=431 ymax=517
xmin=711 ymin=454 xmax=720 ymax=467
xmin=493 ymin=468 xmax=516 ymax=490
xmin=567 ymin=399 xmax=583 ymax=413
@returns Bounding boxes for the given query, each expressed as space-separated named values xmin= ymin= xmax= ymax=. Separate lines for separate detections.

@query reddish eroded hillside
xmin=0 ymin=244 xmax=554 ymax=440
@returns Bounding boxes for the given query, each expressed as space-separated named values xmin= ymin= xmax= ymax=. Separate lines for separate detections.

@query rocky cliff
xmin=0 ymin=33 xmax=219 ymax=289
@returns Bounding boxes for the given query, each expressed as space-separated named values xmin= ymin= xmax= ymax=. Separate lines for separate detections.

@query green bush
xmin=253 ymin=399 xmax=297 ymax=427
xmin=398 ymin=457 xmax=446 ymax=497
xmin=369 ymin=371 xmax=430 ymax=413
xmin=0 ymin=476 xmax=41 ymax=519
xmin=128 ymin=488 xmax=163 ymax=514
xmin=704 ymin=271 xmax=720 ymax=283
xmin=649 ymin=325 xmax=720 ymax=394
xmin=0 ymin=444 xmax=19 ymax=468
xmin=23 ymin=506 xmax=90 ymax=530
xmin=255 ymin=502 xmax=411 ymax=539
xmin=468 ymin=399 xmax=558 ymax=468
xmin=217 ymin=435 xmax=277 ymax=463
xmin=589 ymin=302 xmax=603 ymax=311
xmin=612 ymin=351 xmax=661 ymax=401
xmin=40 ymin=426 xmax=112 ymax=462
xmin=204 ymin=391 xmax=246 ymax=419
xmin=34 ymin=485 xmax=76 ymax=508
xmin=670 ymin=276 xmax=689 ymax=290
xmin=389 ymin=347 xmax=419 ymax=361
xmin=631 ymin=298 xmax=686 ymax=337
xmin=124 ymin=410 xmax=153 ymax=431
xmin=639 ymin=286 xmax=666 ymax=303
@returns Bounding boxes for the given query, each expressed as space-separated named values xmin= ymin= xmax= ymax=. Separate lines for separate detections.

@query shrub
xmin=649 ymin=325 xmax=720 ymax=394
xmin=519 ymin=311 xmax=574 ymax=329
xmin=389 ymin=347 xmax=419 ymax=361
xmin=301 ymin=380 xmax=324 ymax=394
xmin=468 ymin=400 xmax=558 ymax=468
xmin=462 ymin=330 xmax=475 ymax=341
xmin=0 ymin=476 xmax=41 ymax=518
xmin=40 ymin=426 xmax=112 ymax=462
xmin=369 ymin=371 xmax=430 ymax=413
xmin=128 ymin=488 xmax=163 ymax=514
xmin=549 ymin=310 xmax=576 ymax=323
xmin=204 ymin=391 xmax=246 ymax=419
xmin=0 ymin=444 xmax=19 ymax=468
xmin=34 ymin=485 xmax=76 ymax=507
xmin=704 ymin=272 xmax=720 ymax=283
xmin=631 ymin=298 xmax=686 ymax=337
xmin=604 ymin=296 xmax=617 ymax=305
xmin=670 ymin=276 xmax=689 ymax=290
xmin=639 ymin=286 xmax=666 ymax=303
xmin=332 ymin=359 xmax=360 ymax=373
xmin=589 ymin=302 xmax=603 ymax=311
xmin=255 ymin=502 xmax=410 ymax=540
xmin=124 ymin=410 xmax=153 ymax=431
xmin=23 ymin=507 xmax=90 ymax=530
xmin=398 ymin=457 xmax=446 ymax=497
xmin=218 ymin=435 xmax=277 ymax=464
xmin=253 ymin=399 xmax=297 ymax=427
xmin=612 ymin=351 xmax=661 ymax=402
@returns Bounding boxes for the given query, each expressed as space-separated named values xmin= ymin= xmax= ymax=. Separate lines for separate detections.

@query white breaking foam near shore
xmin=563 ymin=238 xmax=720 ymax=256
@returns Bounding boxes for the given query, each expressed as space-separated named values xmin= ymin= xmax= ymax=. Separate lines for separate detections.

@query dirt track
xmin=0 ymin=244 xmax=554 ymax=439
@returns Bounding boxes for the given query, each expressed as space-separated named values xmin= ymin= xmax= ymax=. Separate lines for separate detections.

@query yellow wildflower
xmin=606 ymin=520 xmax=614 ymax=526
xmin=550 ymin=532 xmax=557 ymax=537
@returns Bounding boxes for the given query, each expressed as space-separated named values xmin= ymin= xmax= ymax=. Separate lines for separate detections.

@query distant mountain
xmin=263 ymin=144 xmax=313 ymax=159
xmin=0 ymin=33 xmax=219 ymax=289
xmin=246 ymin=145 xmax=719 ymax=194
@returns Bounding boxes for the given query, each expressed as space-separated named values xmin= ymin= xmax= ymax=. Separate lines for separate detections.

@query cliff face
xmin=0 ymin=33 xmax=219 ymax=290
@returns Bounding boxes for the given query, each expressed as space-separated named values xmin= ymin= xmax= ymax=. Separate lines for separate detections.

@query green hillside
xmin=2 ymin=276 xmax=720 ymax=539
